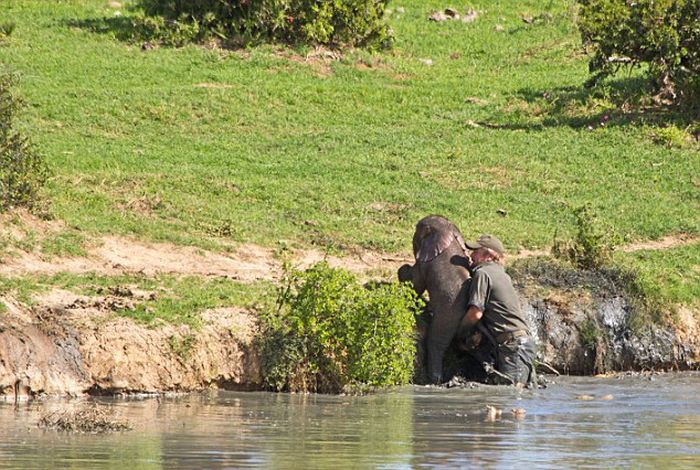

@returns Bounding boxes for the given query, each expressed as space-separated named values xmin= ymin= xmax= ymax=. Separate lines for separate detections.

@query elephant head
xmin=412 ymin=215 xmax=469 ymax=263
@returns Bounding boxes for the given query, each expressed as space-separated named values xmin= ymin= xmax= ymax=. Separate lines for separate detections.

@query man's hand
xmin=459 ymin=330 xmax=482 ymax=352
xmin=463 ymin=305 xmax=483 ymax=328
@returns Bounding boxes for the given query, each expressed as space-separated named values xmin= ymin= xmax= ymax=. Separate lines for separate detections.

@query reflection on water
xmin=1 ymin=373 xmax=699 ymax=469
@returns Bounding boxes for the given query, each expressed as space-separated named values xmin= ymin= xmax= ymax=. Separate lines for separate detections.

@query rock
xmin=38 ymin=406 xmax=131 ymax=433
xmin=462 ymin=9 xmax=479 ymax=23
xmin=576 ymin=394 xmax=595 ymax=400
xmin=429 ymin=8 xmax=477 ymax=23
xmin=444 ymin=7 xmax=459 ymax=18
xmin=429 ymin=11 xmax=449 ymax=22
xmin=485 ymin=405 xmax=502 ymax=420
xmin=465 ymin=96 xmax=488 ymax=105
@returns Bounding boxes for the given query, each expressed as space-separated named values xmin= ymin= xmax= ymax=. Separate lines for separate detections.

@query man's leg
xmin=495 ymin=337 xmax=536 ymax=386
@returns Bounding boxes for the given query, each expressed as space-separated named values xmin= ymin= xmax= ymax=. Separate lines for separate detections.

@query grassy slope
xmin=0 ymin=0 xmax=698 ymax=316
xmin=0 ymin=271 xmax=273 ymax=327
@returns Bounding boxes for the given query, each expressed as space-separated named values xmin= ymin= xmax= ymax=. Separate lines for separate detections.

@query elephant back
xmin=413 ymin=215 xmax=469 ymax=263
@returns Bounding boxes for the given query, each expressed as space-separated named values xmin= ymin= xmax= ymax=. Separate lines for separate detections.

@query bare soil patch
xmin=619 ymin=233 xmax=698 ymax=252
xmin=193 ymin=83 xmax=236 ymax=89
xmin=0 ymin=211 xmax=696 ymax=282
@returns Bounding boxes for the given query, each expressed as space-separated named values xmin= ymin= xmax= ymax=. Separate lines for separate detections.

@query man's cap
xmin=465 ymin=234 xmax=505 ymax=256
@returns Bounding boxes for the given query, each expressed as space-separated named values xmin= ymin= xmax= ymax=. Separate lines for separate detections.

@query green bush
xmin=553 ymin=204 xmax=619 ymax=270
xmin=0 ymin=70 xmax=48 ymax=211
xmin=260 ymin=262 xmax=421 ymax=393
xmin=577 ymin=0 xmax=700 ymax=100
xmin=136 ymin=0 xmax=393 ymax=49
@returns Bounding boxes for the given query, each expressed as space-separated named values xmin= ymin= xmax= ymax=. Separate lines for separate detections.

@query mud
xmin=514 ymin=260 xmax=700 ymax=375
xmin=38 ymin=405 xmax=132 ymax=433
xmin=0 ymin=292 xmax=261 ymax=399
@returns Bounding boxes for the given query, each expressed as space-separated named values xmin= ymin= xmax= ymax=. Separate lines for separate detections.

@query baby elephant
xmin=398 ymin=215 xmax=471 ymax=384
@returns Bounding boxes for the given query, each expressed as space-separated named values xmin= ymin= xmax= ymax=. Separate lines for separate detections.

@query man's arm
xmin=460 ymin=270 xmax=489 ymax=334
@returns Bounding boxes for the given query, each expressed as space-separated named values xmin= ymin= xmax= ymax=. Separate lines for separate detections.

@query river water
xmin=1 ymin=373 xmax=698 ymax=469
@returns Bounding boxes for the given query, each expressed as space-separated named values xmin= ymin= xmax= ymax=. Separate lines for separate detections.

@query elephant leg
xmin=426 ymin=310 xmax=462 ymax=384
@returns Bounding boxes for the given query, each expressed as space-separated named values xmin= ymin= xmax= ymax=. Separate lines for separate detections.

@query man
xmin=459 ymin=234 xmax=536 ymax=386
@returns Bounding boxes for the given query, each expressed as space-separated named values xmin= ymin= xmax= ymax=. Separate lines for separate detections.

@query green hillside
xmin=1 ymin=0 xmax=698 ymax=319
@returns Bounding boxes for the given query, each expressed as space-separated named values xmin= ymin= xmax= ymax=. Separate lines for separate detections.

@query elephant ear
xmin=416 ymin=231 xmax=451 ymax=263
xmin=453 ymin=229 xmax=469 ymax=257
xmin=414 ymin=216 xmax=469 ymax=263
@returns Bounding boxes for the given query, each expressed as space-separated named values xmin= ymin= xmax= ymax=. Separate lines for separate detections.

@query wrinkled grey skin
xmin=398 ymin=215 xmax=471 ymax=384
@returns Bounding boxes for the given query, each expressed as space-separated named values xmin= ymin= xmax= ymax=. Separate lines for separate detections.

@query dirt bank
xmin=0 ymin=215 xmax=698 ymax=397
xmin=514 ymin=260 xmax=700 ymax=375
xmin=2 ymin=268 xmax=697 ymax=399
xmin=0 ymin=291 xmax=260 ymax=399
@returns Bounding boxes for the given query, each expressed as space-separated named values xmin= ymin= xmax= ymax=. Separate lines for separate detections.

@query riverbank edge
xmin=1 ymin=262 xmax=698 ymax=399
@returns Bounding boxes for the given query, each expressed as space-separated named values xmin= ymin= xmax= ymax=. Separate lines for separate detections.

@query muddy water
xmin=1 ymin=373 xmax=698 ymax=469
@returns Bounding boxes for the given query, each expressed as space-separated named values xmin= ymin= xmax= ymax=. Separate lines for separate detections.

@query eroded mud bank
xmin=516 ymin=261 xmax=699 ymax=375
xmin=0 ymin=290 xmax=261 ymax=399
xmin=1 ymin=264 xmax=698 ymax=398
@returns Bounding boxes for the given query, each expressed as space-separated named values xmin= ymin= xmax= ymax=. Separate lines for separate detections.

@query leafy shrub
xmin=0 ymin=70 xmax=49 ymax=211
xmin=260 ymin=262 xmax=421 ymax=393
xmin=129 ymin=12 xmax=201 ymax=47
xmin=577 ymin=0 xmax=700 ymax=100
xmin=553 ymin=204 xmax=619 ymax=270
xmin=136 ymin=0 xmax=394 ymax=49
xmin=650 ymin=124 xmax=696 ymax=148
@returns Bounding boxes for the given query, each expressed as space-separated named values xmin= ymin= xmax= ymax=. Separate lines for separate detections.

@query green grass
xmin=615 ymin=242 xmax=700 ymax=313
xmin=0 ymin=0 xmax=698 ymax=321
xmin=0 ymin=272 xmax=273 ymax=327
xmin=40 ymin=229 xmax=87 ymax=258
xmin=1 ymin=0 xmax=697 ymax=252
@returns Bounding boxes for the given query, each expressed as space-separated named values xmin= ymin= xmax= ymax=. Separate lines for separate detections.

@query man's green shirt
xmin=467 ymin=261 xmax=529 ymax=336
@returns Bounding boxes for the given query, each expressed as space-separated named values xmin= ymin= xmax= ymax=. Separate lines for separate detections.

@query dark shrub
xmin=136 ymin=0 xmax=393 ymax=48
xmin=0 ymin=70 xmax=48 ymax=211
xmin=260 ymin=262 xmax=421 ymax=393
xmin=578 ymin=0 xmax=700 ymax=101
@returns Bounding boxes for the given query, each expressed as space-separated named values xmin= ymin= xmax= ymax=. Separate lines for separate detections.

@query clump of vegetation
xmin=260 ymin=262 xmax=421 ymax=393
xmin=134 ymin=0 xmax=394 ymax=49
xmin=0 ymin=70 xmax=49 ymax=211
xmin=578 ymin=316 xmax=601 ymax=350
xmin=0 ymin=22 xmax=15 ymax=40
xmin=40 ymin=230 xmax=87 ymax=258
xmin=553 ymin=204 xmax=620 ymax=270
xmin=169 ymin=333 xmax=196 ymax=360
xmin=577 ymin=0 xmax=700 ymax=103
xmin=650 ymin=124 xmax=698 ymax=148
xmin=614 ymin=243 xmax=700 ymax=331
xmin=38 ymin=406 xmax=132 ymax=433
